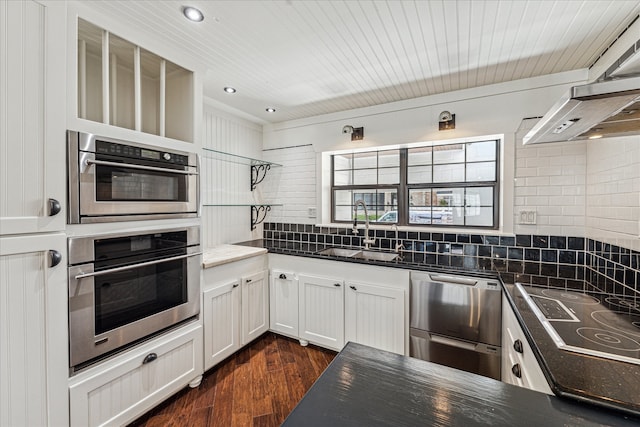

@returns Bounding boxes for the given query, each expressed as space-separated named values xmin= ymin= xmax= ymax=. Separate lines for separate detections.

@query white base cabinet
xmin=69 ymin=322 xmax=203 ymax=427
xmin=269 ymin=254 xmax=409 ymax=355
xmin=270 ymin=270 xmax=299 ymax=338
xmin=203 ymin=279 xmax=241 ymax=370
xmin=299 ymin=274 xmax=345 ymax=350
xmin=0 ymin=233 xmax=68 ymax=427
xmin=502 ymin=294 xmax=553 ymax=394
xmin=345 ymin=281 xmax=405 ymax=355
xmin=202 ymin=255 xmax=269 ymax=371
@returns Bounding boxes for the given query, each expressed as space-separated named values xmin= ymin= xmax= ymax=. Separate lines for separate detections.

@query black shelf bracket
xmin=251 ymin=164 xmax=271 ymax=190
xmin=251 ymin=205 xmax=272 ymax=230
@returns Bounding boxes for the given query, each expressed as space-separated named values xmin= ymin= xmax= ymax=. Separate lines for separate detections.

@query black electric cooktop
xmin=518 ymin=285 xmax=640 ymax=365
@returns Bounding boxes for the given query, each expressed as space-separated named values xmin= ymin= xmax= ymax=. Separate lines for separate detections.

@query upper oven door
xmin=76 ymin=151 xmax=198 ymax=222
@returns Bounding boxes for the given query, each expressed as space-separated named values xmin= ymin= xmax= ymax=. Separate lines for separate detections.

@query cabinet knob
xmin=349 ymin=285 xmax=357 ymax=291
xmin=334 ymin=283 xmax=341 ymax=287
xmin=233 ymin=283 xmax=239 ymax=288
xmin=142 ymin=353 xmax=158 ymax=364
xmin=48 ymin=198 xmax=61 ymax=216
xmin=279 ymin=273 xmax=287 ymax=279
xmin=513 ymin=339 xmax=524 ymax=354
xmin=511 ymin=363 xmax=522 ymax=378
xmin=246 ymin=278 xmax=252 ymax=283
xmin=48 ymin=250 xmax=62 ymax=268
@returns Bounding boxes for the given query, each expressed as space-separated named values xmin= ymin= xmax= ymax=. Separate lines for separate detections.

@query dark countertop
xmin=503 ymin=283 xmax=640 ymax=417
xmin=239 ymin=239 xmax=640 ymax=419
xmin=283 ymin=342 xmax=640 ymax=426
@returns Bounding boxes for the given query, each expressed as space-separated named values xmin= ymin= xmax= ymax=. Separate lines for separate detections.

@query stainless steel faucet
xmin=391 ymin=224 xmax=404 ymax=258
xmin=352 ymin=199 xmax=376 ymax=250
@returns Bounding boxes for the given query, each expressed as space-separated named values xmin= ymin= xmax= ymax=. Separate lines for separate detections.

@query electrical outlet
xmin=518 ymin=210 xmax=537 ymax=225
xmin=308 ymin=207 xmax=317 ymax=218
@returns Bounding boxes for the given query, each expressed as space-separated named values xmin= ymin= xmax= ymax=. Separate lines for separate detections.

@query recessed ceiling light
xmin=588 ymin=134 xmax=603 ymax=139
xmin=223 ymin=86 xmax=236 ymax=94
xmin=182 ymin=6 xmax=204 ymax=22
xmin=266 ymin=107 xmax=276 ymax=113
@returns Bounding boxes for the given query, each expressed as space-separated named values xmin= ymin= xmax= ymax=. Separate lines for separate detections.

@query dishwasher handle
xmin=429 ymin=334 xmax=477 ymax=351
xmin=428 ymin=274 xmax=478 ymax=286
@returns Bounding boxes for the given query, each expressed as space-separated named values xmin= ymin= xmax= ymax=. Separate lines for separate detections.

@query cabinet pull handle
xmin=233 ymin=283 xmax=239 ymax=288
xmin=48 ymin=250 xmax=62 ymax=268
xmin=511 ymin=363 xmax=522 ymax=378
xmin=246 ymin=278 xmax=252 ymax=283
xmin=279 ymin=273 xmax=287 ymax=279
xmin=349 ymin=285 xmax=357 ymax=291
xmin=142 ymin=353 xmax=158 ymax=364
xmin=513 ymin=339 xmax=524 ymax=354
xmin=48 ymin=198 xmax=61 ymax=216
xmin=334 ymin=283 xmax=341 ymax=287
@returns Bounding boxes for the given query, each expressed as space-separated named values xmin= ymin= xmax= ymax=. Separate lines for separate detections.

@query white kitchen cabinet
xmin=202 ymin=254 xmax=269 ymax=369
xmin=202 ymin=280 xmax=241 ymax=370
xmin=0 ymin=233 xmax=68 ymax=427
xmin=241 ymin=270 xmax=269 ymax=344
xmin=502 ymin=294 xmax=553 ymax=394
xmin=0 ymin=0 xmax=66 ymax=235
xmin=269 ymin=269 xmax=299 ymax=338
xmin=298 ymin=274 xmax=345 ymax=350
xmin=345 ymin=281 xmax=405 ymax=355
xmin=69 ymin=322 xmax=203 ymax=427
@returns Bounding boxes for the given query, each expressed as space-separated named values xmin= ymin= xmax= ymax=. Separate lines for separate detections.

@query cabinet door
xmin=298 ymin=274 xmax=344 ymax=350
xmin=203 ymin=280 xmax=241 ymax=370
xmin=241 ymin=270 xmax=269 ymax=345
xmin=0 ymin=233 xmax=68 ymax=427
xmin=345 ymin=282 xmax=405 ymax=354
xmin=270 ymin=270 xmax=299 ymax=337
xmin=0 ymin=1 xmax=66 ymax=235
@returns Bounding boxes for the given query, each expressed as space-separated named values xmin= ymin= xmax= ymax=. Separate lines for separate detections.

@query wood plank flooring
xmin=128 ymin=333 xmax=336 ymax=427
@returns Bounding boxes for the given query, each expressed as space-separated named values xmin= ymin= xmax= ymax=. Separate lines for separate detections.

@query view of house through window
xmin=331 ymin=139 xmax=499 ymax=228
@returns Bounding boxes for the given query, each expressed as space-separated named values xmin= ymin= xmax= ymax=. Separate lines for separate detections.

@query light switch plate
xmin=518 ymin=210 xmax=537 ymax=225
xmin=308 ymin=207 xmax=317 ymax=218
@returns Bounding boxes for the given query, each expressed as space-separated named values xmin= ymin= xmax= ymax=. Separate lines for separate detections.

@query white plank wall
xmin=201 ymin=105 xmax=264 ymax=247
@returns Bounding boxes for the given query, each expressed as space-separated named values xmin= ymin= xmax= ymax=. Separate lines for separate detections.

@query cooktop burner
xmin=517 ymin=284 xmax=640 ymax=365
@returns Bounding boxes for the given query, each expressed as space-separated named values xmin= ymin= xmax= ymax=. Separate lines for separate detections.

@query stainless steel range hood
xmin=523 ymin=40 xmax=640 ymax=145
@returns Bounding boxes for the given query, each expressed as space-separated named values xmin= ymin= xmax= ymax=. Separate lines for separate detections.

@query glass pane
xmin=467 ymin=140 xmax=496 ymax=162
xmin=466 ymin=162 xmax=495 ymax=181
xmin=376 ymin=210 xmax=397 ymax=223
xmin=408 ymin=147 xmax=432 ymax=166
xmin=466 ymin=187 xmax=494 ymax=206
xmin=434 ymin=164 xmax=465 ymax=182
xmin=466 ymin=206 xmax=494 ymax=226
xmin=353 ymin=151 xmax=377 ymax=169
xmin=433 ymin=144 xmax=465 ymax=164
xmin=334 ymin=170 xmax=352 ymax=186
xmin=434 ymin=188 xmax=463 ymax=225
xmin=335 ymin=205 xmax=352 ymax=221
xmin=378 ymin=150 xmax=399 ymax=167
xmin=378 ymin=167 xmax=399 ymax=184
xmin=77 ymin=19 xmax=103 ymax=122
xmin=353 ymin=169 xmax=377 ymax=185
xmin=409 ymin=189 xmax=432 ymax=207
xmin=409 ymin=209 xmax=434 ymax=225
xmin=333 ymin=153 xmax=352 ymax=171
xmin=334 ymin=189 xmax=352 ymax=206
xmin=408 ymin=165 xmax=432 ymax=184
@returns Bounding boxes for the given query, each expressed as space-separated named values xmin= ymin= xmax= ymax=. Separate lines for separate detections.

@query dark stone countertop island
xmin=283 ymin=342 xmax=640 ymax=427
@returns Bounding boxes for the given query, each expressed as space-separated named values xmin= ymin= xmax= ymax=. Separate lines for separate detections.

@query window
xmin=331 ymin=139 xmax=499 ymax=228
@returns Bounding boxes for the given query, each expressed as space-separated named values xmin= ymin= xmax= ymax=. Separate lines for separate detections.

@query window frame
xmin=330 ymin=139 xmax=500 ymax=229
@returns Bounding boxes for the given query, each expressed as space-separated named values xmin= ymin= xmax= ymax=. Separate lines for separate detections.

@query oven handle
xmin=74 ymin=252 xmax=202 ymax=280
xmin=85 ymin=159 xmax=199 ymax=175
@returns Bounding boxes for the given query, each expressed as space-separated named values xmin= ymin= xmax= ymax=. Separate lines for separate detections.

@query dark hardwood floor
xmin=128 ymin=333 xmax=336 ymax=427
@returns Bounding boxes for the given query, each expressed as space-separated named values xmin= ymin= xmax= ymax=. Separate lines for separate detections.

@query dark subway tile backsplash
xmin=262 ymin=223 xmax=640 ymax=297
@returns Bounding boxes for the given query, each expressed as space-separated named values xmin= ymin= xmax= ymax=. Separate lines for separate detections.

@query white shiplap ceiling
xmin=81 ymin=1 xmax=640 ymax=124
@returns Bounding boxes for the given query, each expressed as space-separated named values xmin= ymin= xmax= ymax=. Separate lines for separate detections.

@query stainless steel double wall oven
xmin=66 ymin=131 xmax=201 ymax=373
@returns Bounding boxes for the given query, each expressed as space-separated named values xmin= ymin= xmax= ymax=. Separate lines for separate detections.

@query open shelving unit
xmin=201 ymin=148 xmax=282 ymax=229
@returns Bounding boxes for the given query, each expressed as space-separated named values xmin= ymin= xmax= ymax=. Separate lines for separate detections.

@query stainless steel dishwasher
xmin=410 ymin=272 xmax=502 ymax=380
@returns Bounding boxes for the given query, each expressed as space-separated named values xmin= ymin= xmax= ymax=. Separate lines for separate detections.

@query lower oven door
xmin=68 ymin=248 xmax=200 ymax=369
xmin=410 ymin=328 xmax=501 ymax=380
xmin=75 ymin=151 xmax=198 ymax=222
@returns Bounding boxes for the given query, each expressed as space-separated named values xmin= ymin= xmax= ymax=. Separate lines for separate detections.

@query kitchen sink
xmin=316 ymin=247 xmax=399 ymax=262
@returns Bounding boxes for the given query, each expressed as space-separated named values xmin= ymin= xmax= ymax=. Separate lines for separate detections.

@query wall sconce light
xmin=342 ymin=125 xmax=364 ymax=141
xmin=438 ymin=111 xmax=455 ymax=130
